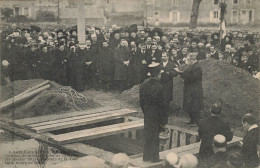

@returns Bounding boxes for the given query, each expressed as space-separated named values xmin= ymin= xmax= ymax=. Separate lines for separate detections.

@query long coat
xmin=242 ymin=127 xmax=259 ymax=167
xmin=114 ymin=46 xmax=129 ymax=81
xmin=53 ymin=49 xmax=69 ymax=85
xmin=198 ymin=115 xmax=233 ymax=161
xmin=140 ymin=78 xmax=168 ymax=162
xmin=39 ymin=51 xmax=54 ymax=80
xmin=25 ymin=50 xmax=41 ymax=79
xmin=200 ymin=151 xmax=228 ymax=168
xmin=133 ymin=50 xmax=149 ymax=84
xmin=68 ymin=51 xmax=85 ymax=92
xmin=180 ymin=62 xmax=203 ymax=113
xmin=82 ymin=48 xmax=97 ymax=79
xmin=159 ymin=61 xmax=178 ymax=102
xmin=97 ymin=47 xmax=114 ymax=82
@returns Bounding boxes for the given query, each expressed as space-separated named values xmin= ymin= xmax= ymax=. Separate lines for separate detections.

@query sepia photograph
xmin=0 ymin=0 xmax=259 ymax=167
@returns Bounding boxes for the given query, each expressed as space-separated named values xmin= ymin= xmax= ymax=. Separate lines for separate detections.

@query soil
xmin=0 ymin=80 xmax=100 ymax=120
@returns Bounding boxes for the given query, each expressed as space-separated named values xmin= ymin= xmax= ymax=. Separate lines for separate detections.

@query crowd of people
xmin=1 ymin=23 xmax=259 ymax=168
xmin=1 ymin=23 xmax=259 ymax=92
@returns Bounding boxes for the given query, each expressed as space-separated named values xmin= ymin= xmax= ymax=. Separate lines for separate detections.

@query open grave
xmin=0 ymin=78 xmax=243 ymax=167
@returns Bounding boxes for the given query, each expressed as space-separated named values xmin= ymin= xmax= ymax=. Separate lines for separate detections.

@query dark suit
xmin=198 ymin=115 xmax=233 ymax=160
xmin=180 ymin=62 xmax=203 ymax=124
xmin=242 ymin=126 xmax=259 ymax=168
xmin=200 ymin=151 xmax=228 ymax=168
xmin=133 ymin=50 xmax=149 ymax=84
xmin=159 ymin=61 xmax=178 ymax=103
xmin=140 ymin=78 xmax=168 ymax=162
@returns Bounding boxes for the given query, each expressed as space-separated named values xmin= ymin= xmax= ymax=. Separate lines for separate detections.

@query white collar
xmin=163 ymin=61 xmax=168 ymax=67
xmin=248 ymin=124 xmax=258 ymax=131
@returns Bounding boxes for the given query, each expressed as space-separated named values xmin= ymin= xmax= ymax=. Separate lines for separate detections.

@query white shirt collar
xmin=248 ymin=124 xmax=258 ymax=131
xmin=163 ymin=61 xmax=168 ymax=67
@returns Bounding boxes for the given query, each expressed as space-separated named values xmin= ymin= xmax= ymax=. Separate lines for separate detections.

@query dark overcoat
xmin=53 ymin=49 xmax=69 ymax=85
xmin=242 ymin=127 xmax=259 ymax=168
xmin=68 ymin=51 xmax=85 ymax=92
xmin=39 ymin=51 xmax=54 ymax=80
xmin=97 ymin=47 xmax=114 ymax=82
xmin=25 ymin=50 xmax=41 ymax=79
xmin=180 ymin=62 xmax=203 ymax=113
xmin=114 ymin=46 xmax=129 ymax=81
xmin=198 ymin=115 xmax=233 ymax=161
xmin=159 ymin=61 xmax=178 ymax=102
xmin=133 ymin=50 xmax=149 ymax=84
xmin=140 ymin=78 xmax=168 ymax=162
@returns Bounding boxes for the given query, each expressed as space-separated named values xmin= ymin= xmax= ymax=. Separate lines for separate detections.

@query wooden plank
xmin=124 ymin=117 xmax=130 ymax=138
xmin=14 ymin=106 xmax=119 ymax=126
xmin=28 ymin=108 xmax=136 ymax=128
xmin=50 ymin=120 xmax=144 ymax=144
xmin=0 ymin=80 xmax=49 ymax=107
xmin=171 ymin=130 xmax=178 ymax=148
xmin=30 ymin=109 xmax=137 ymax=133
xmin=165 ymin=124 xmax=198 ymax=136
xmin=63 ymin=143 xmax=115 ymax=163
xmin=0 ymin=84 xmax=50 ymax=110
xmin=180 ymin=132 xmax=187 ymax=146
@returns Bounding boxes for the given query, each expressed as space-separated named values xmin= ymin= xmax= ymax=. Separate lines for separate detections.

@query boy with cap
xmin=200 ymin=134 xmax=228 ymax=168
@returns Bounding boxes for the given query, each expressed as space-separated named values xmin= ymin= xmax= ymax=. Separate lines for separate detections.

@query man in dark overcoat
xmin=53 ymin=44 xmax=69 ymax=85
xmin=113 ymin=39 xmax=129 ymax=91
xmin=241 ymin=113 xmax=259 ymax=168
xmin=25 ymin=43 xmax=41 ymax=79
xmin=97 ymin=41 xmax=114 ymax=91
xmin=178 ymin=53 xmax=203 ymax=126
xmin=134 ymin=43 xmax=149 ymax=84
xmin=159 ymin=51 xmax=178 ymax=104
xmin=198 ymin=103 xmax=233 ymax=161
xmin=68 ymin=44 xmax=85 ymax=92
xmin=140 ymin=62 xmax=168 ymax=162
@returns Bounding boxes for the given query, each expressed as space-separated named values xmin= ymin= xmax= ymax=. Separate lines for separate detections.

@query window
xmin=242 ymin=10 xmax=246 ymax=15
xmin=107 ymin=0 xmax=109 ymax=4
xmin=213 ymin=0 xmax=219 ymax=5
xmin=233 ymin=0 xmax=238 ymax=4
xmin=172 ymin=0 xmax=178 ymax=6
xmin=246 ymin=0 xmax=251 ymax=5
xmin=24 ymin=8 xmax=29 ymax=16
xmin=214 ymin=11 xmax=219 ymax=18
xmin=155 ymin=11 xmax=159 ymax=15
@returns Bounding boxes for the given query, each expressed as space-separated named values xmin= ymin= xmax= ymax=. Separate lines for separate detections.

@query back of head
xmin=178 ymin=154 xmax=198 ymax=168
xmin=112 ymin=153 xmax=129 ymax=168
xmin=242 ymin=113 xmax=257 ymax=125
xmin=211 ymin=102 xmax=222 ymax=115
xmin=163 ymin=152 xmax=179 ymax=167
xmin=213 ymin=134 xmax=227 ymax=153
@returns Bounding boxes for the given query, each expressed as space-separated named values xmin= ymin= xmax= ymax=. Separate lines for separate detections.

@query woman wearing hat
xmin=140 ymin=62 xmax=168 ymax=163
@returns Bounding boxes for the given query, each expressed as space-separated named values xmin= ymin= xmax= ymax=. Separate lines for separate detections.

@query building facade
xmin=1 ymin=0 xmax=259 ymax=26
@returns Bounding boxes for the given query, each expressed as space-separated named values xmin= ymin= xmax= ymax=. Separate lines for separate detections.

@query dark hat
xmin=191 ymin=38 xmax=200 ymax=44
xmin=211 ymin=102 xmax=222 ymax=114
xmin=152 ymin=28 xmax=163 ymax=37
xmin=213 ymin=134 xmax=227 ymax=148
xmin=211 ymin=32 xmax=219 ymax=39
xmin=69 ymin=28 xmax=77 ymax=35
xmin=130 ymin=24 xmax=138 ymax=33
xmin=21 ymin=28 xmax=31 ymax=33
xmin=186 ymin=32 xmax=194 ymax=39
xmin=147 ymin=62 xmax=163 ymax=77
xmin=200 ymin=34 xmax=208 ymax=41
xmin=31 ymin=25 xmax=41 ymax=32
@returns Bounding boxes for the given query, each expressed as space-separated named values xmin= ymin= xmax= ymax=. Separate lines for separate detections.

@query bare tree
xmin=189 ymin=0 xmax=203 ymax=29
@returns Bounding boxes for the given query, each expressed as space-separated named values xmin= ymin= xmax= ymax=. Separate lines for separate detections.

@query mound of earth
xmin=121 ymin=59 xmax=260 ymax=125
xmin=0 ymin=80 xmax=100 ymax=119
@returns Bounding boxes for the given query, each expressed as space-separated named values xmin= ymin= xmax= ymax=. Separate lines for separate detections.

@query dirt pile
xmin=0 ymin=80 xmax=100 ymax=119
xmin=121 ymin=59 xmax=260 ymax=124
